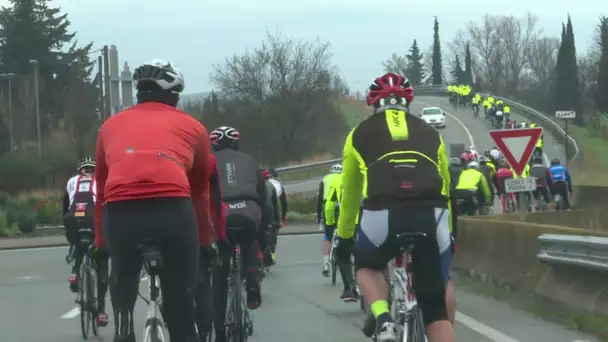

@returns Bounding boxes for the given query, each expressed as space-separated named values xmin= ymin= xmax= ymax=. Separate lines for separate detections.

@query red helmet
xmin=260 ymin=169 xmax=271 ymax=179
xmin=366 ymin=72 xmax=414 ymax=107
xmin=460 ymin=152 xmax=471 ymax=164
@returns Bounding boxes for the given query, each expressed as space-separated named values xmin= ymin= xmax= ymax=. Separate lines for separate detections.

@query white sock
xmin=323 ymin=255 xmax=329 ymax=265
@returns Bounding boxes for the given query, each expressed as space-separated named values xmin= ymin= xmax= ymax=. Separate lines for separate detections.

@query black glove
xmin=335 ymin=237 xmax=354 ymax=263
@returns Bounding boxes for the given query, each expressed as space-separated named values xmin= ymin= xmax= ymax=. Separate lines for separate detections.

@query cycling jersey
xmin=66 ymin=174 xmax=97 ymax=207
xmin=495 ymin=168 xmax=514 ymax=193
xmin=511 ymin=164 xmax=530 ymax=179
xmin=94 ymin=102 xmax=213 ymax=248
xmin=337 ymin=108 xmax=453 ymax=239
xmin=268 ymin=178 xmax=287 ymax=220
xmin=317 ymin=173 xmax=339 ymax=221
xmin=455 ymin=169 xmax=491 ymax=202
xmin=529 ymin=164 xmax=551 ymax=187
xmin=209 ymin=154 xmax=226 ymax=242
xmin=549 ymin=164 xmax=572 ymax=187
xmin=324 ymin=174 xmax=342 ymax=226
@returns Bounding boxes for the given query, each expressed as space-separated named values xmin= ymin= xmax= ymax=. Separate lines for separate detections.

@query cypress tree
xmin=406 ymin=39 xmax=425 ymax=85
xmin=554 ymin=23 xmax=568 ymax=114
xmin=451 ymin=57 xmax=465 ymax=84
xmin=464 ymin=42 xmax=473 ymax=85
xmin=431 ymin=17 xmax=443 ymax=85
xmin=565 ymin=15 xmax=584 ymax=125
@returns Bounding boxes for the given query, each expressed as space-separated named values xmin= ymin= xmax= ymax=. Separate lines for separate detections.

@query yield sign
xmin=489 ymin=128 xmax=543 ymax=177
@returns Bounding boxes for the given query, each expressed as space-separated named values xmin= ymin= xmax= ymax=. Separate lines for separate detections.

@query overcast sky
xmin=14 ymin=1 xmax=606 ymax=93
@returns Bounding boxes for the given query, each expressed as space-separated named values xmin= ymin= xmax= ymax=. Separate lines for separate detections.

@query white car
xmin=419 ymin=106 xmax=446 ymax=128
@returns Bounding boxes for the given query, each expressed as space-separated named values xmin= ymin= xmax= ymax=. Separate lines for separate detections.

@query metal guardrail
xmin=275 ymin=158 xmax=342 ymax=174
xmin=537 ymin=234 xmax=608 ymax=271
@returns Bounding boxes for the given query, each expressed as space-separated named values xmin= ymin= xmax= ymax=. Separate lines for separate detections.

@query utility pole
xmin=29 ymin=59 xmax=41 ymax=159
xmin=97 ymin=55 xmax=105 ymax=119
xmin=1 ymin=72 xmax=15 ymax=152
xmin=103 ymin=45 xmax=111 ymax=120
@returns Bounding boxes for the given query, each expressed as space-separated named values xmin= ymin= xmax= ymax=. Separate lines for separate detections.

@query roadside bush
xmin=287 ymin=192 xmax=317 ymax=214
xmin=36 ymin=197 xmax=62 ymax=225
xmin=0 ymin=209 xmax=21 ymax=237
xmin=1 ymin=196 xmax=39 ymax=234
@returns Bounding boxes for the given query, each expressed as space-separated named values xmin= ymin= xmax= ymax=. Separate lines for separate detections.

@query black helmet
xmin=551 ymin=158 xmax=560 ymax=166
xmin=209 ymin=126 xmax=240 ymax=151
xmin=531 ymin=156 xmax=543 ymax=164
xmin=77 ymin=157 xmax=96 ymax=172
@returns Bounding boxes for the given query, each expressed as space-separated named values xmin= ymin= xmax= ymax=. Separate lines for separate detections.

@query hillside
xmin=335 ymin=96 xmax=369 ymax=128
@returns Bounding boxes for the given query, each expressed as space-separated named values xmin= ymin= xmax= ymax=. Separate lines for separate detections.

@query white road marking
xmin=456 ymin=311 xmax=519 ymax=342
xmin=0 ymin=245 xmax=68 ymax=253
xmin=16 ymin=275 xmax=41 ymax=280
xmin=61 ymin=307 xmax=80 ymax=319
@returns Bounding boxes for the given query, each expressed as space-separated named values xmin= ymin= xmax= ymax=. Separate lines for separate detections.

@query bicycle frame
xmin=226 ymin=244 xmax=253 ymax=341
xmin=328 ymin=234 xmax=338 ymax=263
xmin=391 ymin=250 xmax=428 ymax=342
xmin=142 ymin=255 xmax=165 ymax=342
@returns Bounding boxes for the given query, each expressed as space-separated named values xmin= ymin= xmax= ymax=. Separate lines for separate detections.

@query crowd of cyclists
xmin=61 ymin=59 xmax=291 ymax=342
xmin=58 ymin=58 xmax=576 ymax=342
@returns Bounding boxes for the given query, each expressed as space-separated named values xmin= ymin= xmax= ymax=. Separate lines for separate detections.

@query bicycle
xmin=328 ymin=234 xmax=339 ymax=286
xmin=225 ymin=237 xmax=254 ymax=342
xmin=392 ymin=232 xmax=428 ymax=342
xmin=76 ymin=227 xmax=98 ymax=340
xmin=137 ymin=240 xmax=166 ymax=342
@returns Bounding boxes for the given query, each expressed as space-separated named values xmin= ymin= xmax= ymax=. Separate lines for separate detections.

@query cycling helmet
xmin=366 ymin=72 xmax=414 ymax=108
xmin=449 ymin=157 xmax=461 ymax=166
xmin=478 ymin=156 xmax=488 ymax=164
xmin=268 ymin=168 xmax=278 ymax=178
xmin=483 ymin=149 xmax=491 ymax=157
xmin=460 ymin=152 xmax=471 ymax=164
xmin=77 ymin=157 xmax=95 ymax=171
xmin=133 ymin=59 xmax=185 ymax=93
xmin=551 ymin=158 xmax=560 ymax=166
xmin=260 ymin=169 xmax=271 ymax=179
xmin=467 ymin=161 xmax=480 ymax=169
xmin=330 ymin=164 xmax=343 ymax=174
xmin=209 ymin=126 xmax=240 ymax=150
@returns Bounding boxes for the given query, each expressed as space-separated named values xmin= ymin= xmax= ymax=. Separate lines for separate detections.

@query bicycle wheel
xmin=79 ymin=262 xmax=91 ymax=340
xmin=331 ymin=255 xmax=338 ymax=286
xmin=144 ymin=316 xmax=165 ymax=342
xmin=407 ymin=306 xmax=426 ymax=342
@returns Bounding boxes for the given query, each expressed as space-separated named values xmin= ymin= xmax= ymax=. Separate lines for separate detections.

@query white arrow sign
xmin=555 ymin=110 xmax=576 ymax=119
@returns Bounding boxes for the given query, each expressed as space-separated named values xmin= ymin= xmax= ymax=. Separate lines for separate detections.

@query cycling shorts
xmin=533 ymin=186 xmax=551 ymax=203
xmin=323 ymin=225 xmax=336 ymax=241
xmin=225 ymin=200 xmax=261 ymax=242
xmin=354 ymin=207 xmax=451 ymax=286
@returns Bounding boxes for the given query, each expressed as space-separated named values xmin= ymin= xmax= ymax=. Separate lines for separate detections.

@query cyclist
xmin=336 ymin=72 xmax=455 ymax=342
xmin=63 ymin=157 xmax=110 ymax=327
xmin=196 ymin=152 xmax=227 ymax=342
xmin=511 ymin=163 xmax=532 ymax=211
xmin=489 ymin=147 xmax=501 ymax=164
xmin=261 ymin=168 xmax=279 ymax=267
xmin=318 ymin=164 xmax=342 ymax=271
xmin=468 ymin=145 xmax=478 ymax=160
xmin=478 ymin=156 xmax=496 ymax=194
xmin=210 ymin=126 xmax=268 ymax=326
xmin=322 ymin=169 xmax=341 ymax=277
xmin=94 ymin=59 xmax=211 ymax=342
xmin=317 ymin=164 xmax=342 ymax=227
xmin=495 ymin=161 xmax=516 ymax=213
xmin=548 ymin=158 xmax=573 ymax=211
xmin=529 ymin=155 xmax=552 ymax=211
xmin=455 ymin=160 xmax=492 ymax=215
xmin=267 ymin=168 xmax=288 ymax=227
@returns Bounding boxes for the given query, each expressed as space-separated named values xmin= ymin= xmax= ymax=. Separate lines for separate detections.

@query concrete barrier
xmin=477 ymin=209 xmax=608 ymax=231
xmin=453 ymin=217 xmax=608 ymax=315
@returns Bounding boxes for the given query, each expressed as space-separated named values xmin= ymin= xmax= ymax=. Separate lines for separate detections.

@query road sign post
xmin=489 ymin=128 xmax=544 ymax=177
xmin=555 ymin=111 xmax=576 ymax=168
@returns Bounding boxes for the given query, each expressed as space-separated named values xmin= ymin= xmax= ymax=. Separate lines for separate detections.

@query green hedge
xmin=287 ymin=192 xmax=317 ymax=214
xmin=0 ymin=192 xmax=62 ymax=237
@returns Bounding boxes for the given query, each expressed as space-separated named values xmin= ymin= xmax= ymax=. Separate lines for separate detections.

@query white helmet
xmin=133 ymin=59 xmax=185 ymax=93
xmin=467 ymin=161 xmax=480 ymax=169
xmin=469 ymin=145 xmax=476 ymax=151
xmin=330 ymin=164 xmax=342 ymax=173
xmin=490 ymin=148 xmax=501 ymax=160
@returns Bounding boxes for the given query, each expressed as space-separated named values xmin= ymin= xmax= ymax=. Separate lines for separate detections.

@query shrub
xmin=0 ymin=195 xmax=39 ymax=234
xmin=0 ymin=209 xmax=20 ymax=237
xmin=287 ymin=192 xmax=317 ymax=214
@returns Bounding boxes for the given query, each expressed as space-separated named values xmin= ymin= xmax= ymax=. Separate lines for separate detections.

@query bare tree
xmin=466 ymin=15 xmax=504 ymax=91
xmin=383 ymin=53 xmax=409 ymax=76
xmin=208 ymin=33 xmax=348 ymax=165
xmin=526 ymin=37 xmax=559 ymax=87
xmin=496 ymin=13 xmax=540 ymax=96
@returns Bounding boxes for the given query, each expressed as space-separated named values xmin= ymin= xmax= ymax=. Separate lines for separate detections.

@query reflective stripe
xmin=385 ymin=110 xmax=409 ymax=141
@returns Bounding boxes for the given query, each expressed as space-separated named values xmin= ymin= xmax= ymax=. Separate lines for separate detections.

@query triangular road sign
xmin=489 ymin=128 xmax=543 ymax=177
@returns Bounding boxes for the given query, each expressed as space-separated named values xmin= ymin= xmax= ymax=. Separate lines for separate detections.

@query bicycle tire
xmin=230 ymin=253 xmax=245 ymax=341
xmin=88 ymin=265 xmax=98 ymax=337
xmin=331 ymin=257 xmax=338 ymax=286
xmin=79 ymin=263 xmax=91 ymax=340
xmin=144 ymin=317 xmax=165 ymax=342
xmin=407 ymin=306 xmax=426 ymax=342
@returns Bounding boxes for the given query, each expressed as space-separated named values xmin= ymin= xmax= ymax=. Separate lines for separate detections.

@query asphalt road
xmin=0 ymin=232 xmax=599 ymax=341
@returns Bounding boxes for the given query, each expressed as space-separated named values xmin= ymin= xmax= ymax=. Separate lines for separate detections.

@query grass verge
xmin=452 ymin=271 xmax=608 ymax=340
